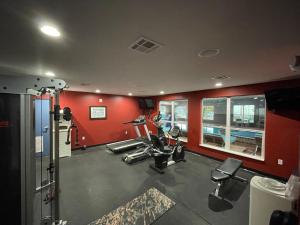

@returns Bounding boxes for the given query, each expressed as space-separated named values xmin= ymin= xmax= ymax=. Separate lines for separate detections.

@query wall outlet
xmin=99 ymin=99 xmax=103 ymax=103
xmin=125 ymin=130 xmax=128 ymax=135
xmin=278 ymin=159 xmax=283 ymax=165
xmin=82 ymin=136 xmax=85 ymax=140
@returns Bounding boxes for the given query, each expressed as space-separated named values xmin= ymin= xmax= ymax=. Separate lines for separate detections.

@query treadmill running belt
xmin=107 ymin=139 xmax=144 ymax=153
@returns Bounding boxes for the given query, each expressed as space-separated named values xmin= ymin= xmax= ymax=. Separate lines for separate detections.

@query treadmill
xmin=106 ymin=115 xmax=150 ymax=153
xmin=122 ymin=112 xmax=162 ymax=164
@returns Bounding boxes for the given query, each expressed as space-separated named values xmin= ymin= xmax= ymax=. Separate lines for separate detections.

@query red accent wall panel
xmin=60 ymin=91 xmax=142 ymax=149
xmin=152 ymin=79 xmax=300 ymax=178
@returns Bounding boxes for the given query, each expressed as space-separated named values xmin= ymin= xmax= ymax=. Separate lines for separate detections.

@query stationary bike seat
xmin=162 ymin=146 xmax=173 ymax=154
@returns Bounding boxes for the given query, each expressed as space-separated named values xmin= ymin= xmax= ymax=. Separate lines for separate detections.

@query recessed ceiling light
xmin=215 ymin=82 xmax=223 ymax=87
xmin=160 ymin=91 xmax=165 ymax=94
xmin=128 ymin=93 xmax=133 ymax=96
xmin=198 ymin=49 xmax=220 ymax=58
xmin=45 ymin=71 xmax=55 ymax=77
xmin=40 ymin=25 xmax=61 ymax=38
xmin=95 ymin=89 xmax=101 ymax=93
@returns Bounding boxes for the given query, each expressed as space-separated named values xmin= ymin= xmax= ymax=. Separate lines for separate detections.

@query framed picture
xmin=89 ymin=106 xmax=107 ymax=120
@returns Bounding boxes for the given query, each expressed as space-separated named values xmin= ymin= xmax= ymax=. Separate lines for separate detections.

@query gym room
xmin=1 ymin=1 xmax=300 ymax=225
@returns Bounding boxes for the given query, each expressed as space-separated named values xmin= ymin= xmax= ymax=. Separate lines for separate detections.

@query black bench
xmin=211 ymin=158 xmax=247 ymax=197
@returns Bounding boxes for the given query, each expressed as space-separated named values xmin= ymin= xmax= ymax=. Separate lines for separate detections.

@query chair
xmin=235 ymin=118 xmax=242 ymax=127
xmin=254 ymin=137 xmax=262 ymax=155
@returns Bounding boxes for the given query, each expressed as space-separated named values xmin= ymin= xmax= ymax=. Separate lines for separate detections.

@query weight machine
xmin=0 ymin=74 xmax=67 ymax=225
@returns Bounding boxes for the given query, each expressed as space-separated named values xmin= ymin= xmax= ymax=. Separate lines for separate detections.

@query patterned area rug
xmin=88 ymin=188 xmax=176 ymax=225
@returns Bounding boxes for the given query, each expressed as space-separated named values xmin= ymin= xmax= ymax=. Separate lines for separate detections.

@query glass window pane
xmin=231 ymin=96 xmax=265 ymax=129
xmin=161 ymin=121 xmax=172 ymax=132
xmin=203 ymin=125 xmax=226 ymax=148
xmin=202 ymin=98 xmax=227 ymax=126
xmin=174 ymin=100 xmax=188 ymax=123
xmin=230 ymin=129 xmax=263 ymax=156
xmin=160 ymin=100 xmax=188 ymax=140
xmin=159 ymin=101 xmax=172 ymax=121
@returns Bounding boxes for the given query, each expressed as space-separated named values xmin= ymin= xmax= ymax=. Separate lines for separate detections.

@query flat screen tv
xmin=265 ymin=87 xmax=300 ymax=110
xmin=138 ymin=98 xmax=147 ymax=109
xmin=145 ymin=98 xmax=155 ymax=109
xmin=137 ymin=98 xmax=155 ymax=109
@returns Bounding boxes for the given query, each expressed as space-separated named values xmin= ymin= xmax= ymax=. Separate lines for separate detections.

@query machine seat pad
xmin=162 ymin=146 xmax=173 ymax=154
xmin=211 ymin=170 xmax=229 ymax=182
xmin=216 ymin=158 xmax=242 ymax=176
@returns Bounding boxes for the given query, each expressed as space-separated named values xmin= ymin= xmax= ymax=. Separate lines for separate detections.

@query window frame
xmin=159 ymin=99 xmax=188 ymax=142
xmin=200 ymin=95 xmax=266 ymax=161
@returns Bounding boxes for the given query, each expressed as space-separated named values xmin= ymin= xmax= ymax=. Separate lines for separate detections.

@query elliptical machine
xmin=150 ymin=112 xmax=186 ymax=174
xmin=151 ymin=111 xmax=167 ymax=145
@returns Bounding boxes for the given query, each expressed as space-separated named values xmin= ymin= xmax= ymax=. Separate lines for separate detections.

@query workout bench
xmin=211 ymin=158 xmax=248 ymax=197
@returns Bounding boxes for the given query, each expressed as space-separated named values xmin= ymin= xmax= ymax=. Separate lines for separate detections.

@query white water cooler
xmin=249 ymin=176 xmax=295 ymax=225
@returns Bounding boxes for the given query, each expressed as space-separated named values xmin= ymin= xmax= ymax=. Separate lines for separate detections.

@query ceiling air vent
xmin=129 ymin=37 xmax=162 ymax=54
xmin=80 ymin=83 xmax=91 ymax=86
xmin=198 ymin=49 xmax=220 ymax=57
xmin=211 ymin=75 xmax=231 ymax=80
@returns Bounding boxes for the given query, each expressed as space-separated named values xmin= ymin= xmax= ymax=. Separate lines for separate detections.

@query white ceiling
xmin=0 ymin=0 xmax=300 ymax=96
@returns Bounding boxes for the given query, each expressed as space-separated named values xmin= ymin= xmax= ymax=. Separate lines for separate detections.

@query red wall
xmin=151 ymin=79 xmax=300 ymax=179
xmin=60 ymin=91 xmax=142 ymax=149
xmin=61 ymin=79 xmax=300 ymax=179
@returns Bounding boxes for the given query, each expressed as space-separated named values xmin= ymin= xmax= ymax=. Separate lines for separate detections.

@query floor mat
xmin=88 ymin=188 xmax=175 ymax=225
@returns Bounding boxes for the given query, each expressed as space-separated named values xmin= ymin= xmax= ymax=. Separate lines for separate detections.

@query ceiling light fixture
xmin=45 ymin=71 xmax=55 ymax=77
xmin=215 ymin=82 xmax=223 ymax=87
xmin=128 ymin=93 xmax=133 ymax=96
xmin=160 ymin=91 xmax=165 ymax=94
xmin=40 ymin=25 xmax=61 ymax=38
xmin=95 ymin=89 xmax=101 ymax=93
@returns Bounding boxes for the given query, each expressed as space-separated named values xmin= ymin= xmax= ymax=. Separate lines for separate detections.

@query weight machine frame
xmin=0 ymin=74 xmax=67 ymax=225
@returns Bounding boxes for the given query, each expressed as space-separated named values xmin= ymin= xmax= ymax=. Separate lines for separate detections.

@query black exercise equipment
xmin=151 ymin=111 xmax=166 ymax=144
xmin=122 ymin=115 xmax=156 ymax=164
xmin=61 ymin=107 xmax=79 ymax=146
xmin=106 ymin=115 xmax=149 ymax=153
xmin=63 ymin=107 xmax=72 ymax=121
xmin=150 ymin=125 xmax=186 ymax=174
xmin=269 ymin=210 xmax=298 ymax=225
xmin=65 ymin=122 xmax=79 ymax=146
xmin=211 ymin=158 xmax=247 ymax=197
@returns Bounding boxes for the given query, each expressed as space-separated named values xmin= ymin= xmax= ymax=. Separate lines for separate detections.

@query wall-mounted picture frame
xmin=89 ymin=106 xmax=107 ymax=120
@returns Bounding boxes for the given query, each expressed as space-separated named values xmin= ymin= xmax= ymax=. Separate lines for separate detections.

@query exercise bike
xmin=150 ymin=116 xmax=186 ymax=174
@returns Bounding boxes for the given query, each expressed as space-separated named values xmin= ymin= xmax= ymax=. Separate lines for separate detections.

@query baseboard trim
xmin=71 ymin=142 xmax=111 ymax=151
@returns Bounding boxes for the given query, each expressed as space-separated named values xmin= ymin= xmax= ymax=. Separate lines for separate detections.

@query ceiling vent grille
xmin=211 ymin=75 xmax=231 ymax=80
xmin=198 ymin=49 xmax=220 ymax=57
xmin=129 ymin=37 xmax=162 ymax=54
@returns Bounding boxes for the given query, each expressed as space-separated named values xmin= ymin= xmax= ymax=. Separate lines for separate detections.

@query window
xmin=203 ymin=105 xmax=214 ymax=120
xmin=233 ymin=105 xmax=255 ymax=123
xmin=202 ymin=98 xmax=227 ymax=148
xmin=201 ymin=95 xmax=266 ymax=160
xmin=159 ymin=100 xmax=188 ymax=140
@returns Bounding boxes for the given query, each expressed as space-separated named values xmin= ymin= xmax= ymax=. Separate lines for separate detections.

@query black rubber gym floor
xmin=39 ymin=146 xmax=257 ymax=225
